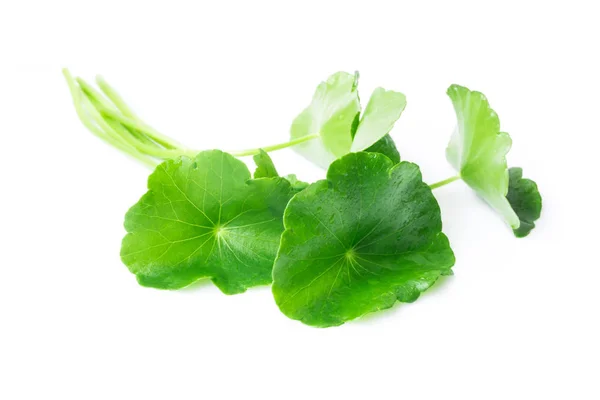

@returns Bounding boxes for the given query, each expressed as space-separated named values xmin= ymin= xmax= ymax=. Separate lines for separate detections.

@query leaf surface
xmin=121 ymin=150 xmax=293 ymax=294
xmin=272 ymin=152 xmax=455 ymax=327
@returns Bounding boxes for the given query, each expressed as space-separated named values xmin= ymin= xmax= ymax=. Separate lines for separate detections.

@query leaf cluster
xmin=65 ymin=70 xmax=542 ymax=327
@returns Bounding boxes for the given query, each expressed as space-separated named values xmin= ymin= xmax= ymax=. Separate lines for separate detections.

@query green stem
xmin=95 ymin=75 xmax=139 ymax=119
xmin=73 ymin=84 xmax=187 ymax=160
xmin=429 ymin=175 xmax=461 ymax=190
xmin=65 ymin=70 xmax=320 ymax=165
xmin=95 ymin=76 xmax=184 ymax=150
xmin=228 ymin=134 xmax=319 ymax=157
xmin=63 ymin=69 xmax=157 ymax=168
xmin=76 ymin=78 xmax=157 ymax=147
xmin=99 ymin=107 xmax=183 ymax=150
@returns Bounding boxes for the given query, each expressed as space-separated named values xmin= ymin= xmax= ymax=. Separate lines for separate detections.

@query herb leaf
xmin=121 ymin=150 xmax=293 ymax=294
xmin=290 ymin=72 xmax=361 ymax=168
xmin=253 ymin=149 xmax=279 ymax=178
xmin=506 ymin=167 xmax=542 ymax=237
xmin=446 ymin=84 xmax=520 ymax=229
xmin=350 ymin=88 xmax=406 ymax=152
xmin=272 ymin=152 xmax=455 ymax=327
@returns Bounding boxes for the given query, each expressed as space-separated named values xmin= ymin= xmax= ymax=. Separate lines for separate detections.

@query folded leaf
xmin=121 ymin=150 xmax=294 ymax=294
xmin=272 ymin=152 xmax=455 ymax=327
xmin=506 ymin=167 xmax=542 ymax=237
xmin=291 ymin=72 xmax=406 ymax=169
xmin=446 ymin=84 xmax=520 ymax=229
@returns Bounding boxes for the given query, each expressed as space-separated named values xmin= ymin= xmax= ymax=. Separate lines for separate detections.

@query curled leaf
xmin=506 ymin=167 xmax=542 ymax=237
xmin=446 ymin=84 xmax=519 ymax=229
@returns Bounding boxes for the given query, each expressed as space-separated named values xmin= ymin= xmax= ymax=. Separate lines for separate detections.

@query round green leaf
xmin=272 ymin=152 xmax=455 ymax=327
xmin=121 ymin=150 xmax=294 ymax=294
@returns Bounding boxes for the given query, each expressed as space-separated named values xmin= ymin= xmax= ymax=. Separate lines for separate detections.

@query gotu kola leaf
xmin=291 ymin=71 xmax=405 ymax=169
xmin=121 ymin=150 xmax=294 ymax=294
xmin=506 ymin=167 xmax=542 ymax=238
xmin=272 ymin=152 xmax=455 ymax=327
xmin=446 ymin=84 xmax=520 ymax=230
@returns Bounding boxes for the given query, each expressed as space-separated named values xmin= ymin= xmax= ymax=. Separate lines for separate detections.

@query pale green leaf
xmin=446 ymin=84 xmax=519 ymax=229
xmin=350 ymin=88 xmax=406 ymax=152
xmin=290 ymin=72 xmax=361 ymax=168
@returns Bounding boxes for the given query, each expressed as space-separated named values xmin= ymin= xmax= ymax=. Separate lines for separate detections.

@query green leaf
xmin=121 ymin=150 xmax=294 ymax=294
xmin=363 ymin=134 xmax=401 ymax=164
xmin=291 ymin=72 xmax=406 ymax=169
xmin=350 ymin=88 xmax=406 ymax=152
xmin=283 ymin=174 xmax=309 ymax=194
xmin=506 ymin=167 xmax=542 ymax=238
xmin=291 ymin=72 xmax=361 ymax=168
xmin=446 ymin=84 xmax=520 ymax=229
xmin=253 ymin=149 xmax=278 ymax=178
xmin=272 ymin=152 xmax=455 ymax=327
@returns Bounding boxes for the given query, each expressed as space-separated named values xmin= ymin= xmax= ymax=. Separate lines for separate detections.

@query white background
xmin=1 ymin=1 xmax=599 ymax=399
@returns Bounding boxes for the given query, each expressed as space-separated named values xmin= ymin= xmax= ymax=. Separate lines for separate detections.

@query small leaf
xmin=121 ymin=150 xmax=293 ymax=294
xmin=446 ymin=84 xmax=519 ymax=229
xmin=272 ymin=152 xmax=455 ymax=327
xmin=350 ymin=88 xmax=406 ymax=152
xmin=363 ymin=134 xmax=401 ymax=164
xmin=253 ymin=149 xmax=278 ymax=178
xmin=284 ymin=174 xmax=309 ymax=194
xmin=506 ymin=167 xmax=542 ymax=238
xmin=290 ymin=72 xmax=360 ymax=169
